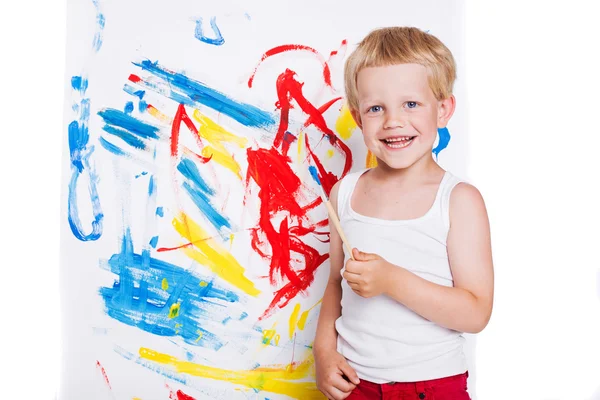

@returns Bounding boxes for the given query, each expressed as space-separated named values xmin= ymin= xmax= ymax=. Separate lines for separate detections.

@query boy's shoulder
xmin=449 ymin=180 xmax=487 ymax=219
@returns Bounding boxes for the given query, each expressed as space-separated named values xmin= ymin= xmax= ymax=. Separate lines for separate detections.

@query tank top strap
xmin=438 ymin=171 xmax=465 ymax=231
xmin=336 ymin=169 xmax=367 ymax=221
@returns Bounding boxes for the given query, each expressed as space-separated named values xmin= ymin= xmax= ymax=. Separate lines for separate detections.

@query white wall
xmin=1 ymin=1 xmax=598 ymax=399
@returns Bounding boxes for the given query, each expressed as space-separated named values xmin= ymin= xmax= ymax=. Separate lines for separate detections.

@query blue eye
xmin=406 ymin=101 xmax=418 ymax=109
xmin=368 ymin=105 xmax=382 ymax=113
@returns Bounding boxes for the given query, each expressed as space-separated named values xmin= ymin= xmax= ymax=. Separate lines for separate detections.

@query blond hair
xmin=344 ymin=27 xmax=456 ymax=113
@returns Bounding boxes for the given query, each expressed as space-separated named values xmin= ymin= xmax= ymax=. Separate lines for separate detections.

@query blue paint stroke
xmin=91 ymin=0 xmax=105 ymax=52
xmin=139 ymin=100 xmax=147 ymax=113
xmin=156 ymin=207 xmax=164 ymax=217
xmin=71 ymin=76 xmax=88 ymax=92
xmin=133 ymin=60 xmax=275 ymax=128
xmin=99 ymin=137 xmax=126 ymax=156
xmin=68 ymin=76 xmax=104 ymax=241
xmin=123 ymin=84 xmax=145 ymax=99
xmin=177 ymin=157 xmax=231 ymax=230
xmin=101 ymin=125 xmax=146 ymax=150
xmin=125 ymin=101 xmax=134 ymax=114
xmin=149 ymin=236 xmax=159 ymax=248
xmin=98 ymin=108 xmax=159 ymax=139
xmin=135 ymin=171 xmax=148 ymax=179
xmin=100 ymin=229 xmax=243 ymax=350
xmin=195 ymin=17 xmax=225 ymax=46
xmin=308 ymin=165 xmax=321 ymax=186
xmin=432 ymin=127 xmax=451 ymax=158
xmin=148 ymin=175 xmax=156 ymax=196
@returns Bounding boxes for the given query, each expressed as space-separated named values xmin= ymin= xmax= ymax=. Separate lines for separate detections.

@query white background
xmin=0 ymin=1 xmax=599 ymax=399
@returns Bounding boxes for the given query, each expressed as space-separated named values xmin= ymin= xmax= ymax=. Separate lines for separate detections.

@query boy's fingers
xmin=339 ymin=361 xmax=360 ymax=385
xmin=343 ymin=270 xmax=361 ymax=283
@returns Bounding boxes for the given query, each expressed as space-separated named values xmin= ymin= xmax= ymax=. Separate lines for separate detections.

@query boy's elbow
xmin=467 ymin=306 xmax=492 ymax=334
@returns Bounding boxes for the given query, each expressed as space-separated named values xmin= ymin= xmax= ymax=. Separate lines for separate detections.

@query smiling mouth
xmin=381 ymin=136 xmax=416 ymax=149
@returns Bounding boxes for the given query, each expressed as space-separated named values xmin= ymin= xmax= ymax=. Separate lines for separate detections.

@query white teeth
xmin=384 ymin=137 xmax=412 ymax=143
xmin=384 ymin=137 xmax=414 ymax=148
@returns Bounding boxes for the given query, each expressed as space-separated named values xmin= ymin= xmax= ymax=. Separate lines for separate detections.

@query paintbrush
xmin=308 ymin=166 xmax=355 ymax=260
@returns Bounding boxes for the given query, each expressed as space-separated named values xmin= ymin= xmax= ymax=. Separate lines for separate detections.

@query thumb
xmin=353 ymin=248 xmax=378 ymax=261
xmin=338 ymin=359 xmax=360 ymax=385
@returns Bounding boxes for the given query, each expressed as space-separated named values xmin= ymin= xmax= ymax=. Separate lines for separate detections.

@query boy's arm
xmin=313 ymin=181 xmax=345 ymax=355
xmin=384 ymin=183 xmax=494 ymax=333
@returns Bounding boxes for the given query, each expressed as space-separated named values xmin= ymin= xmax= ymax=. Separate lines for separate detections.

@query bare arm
xmin=314 ymin=181 xmax=345 ymax=355
xmin=382 ymin=183 xmax=494 ymax=333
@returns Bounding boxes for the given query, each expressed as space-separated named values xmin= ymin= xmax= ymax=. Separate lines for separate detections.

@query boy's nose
xmin=383 ymin=116 xmax=407 ymax=129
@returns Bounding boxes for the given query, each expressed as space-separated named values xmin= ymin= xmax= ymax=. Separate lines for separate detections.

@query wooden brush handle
xmin=324 ymin=200 xmax=355 ymax=260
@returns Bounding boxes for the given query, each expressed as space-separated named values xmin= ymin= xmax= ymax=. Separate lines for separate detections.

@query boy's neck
xmin=372 ymin=155 xmax=444 ymax=185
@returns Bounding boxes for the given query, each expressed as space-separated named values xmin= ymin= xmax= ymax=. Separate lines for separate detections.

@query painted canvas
xmin=60 ymin=1 xmax=468 ymax=399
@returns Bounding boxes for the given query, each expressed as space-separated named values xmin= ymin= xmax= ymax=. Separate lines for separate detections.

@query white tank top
xmin=335 ymin=169 xmax=468 ymax=383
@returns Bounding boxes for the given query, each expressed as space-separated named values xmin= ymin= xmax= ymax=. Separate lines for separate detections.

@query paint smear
xmin=169 ymin=303 xmax=180 ymax=319
xmin=433 ymin=127 xmax=451 ymax=158
xmin=326 ymin=149 xmax=334 ymax=159
xmin=132 ymin=60 xmax=274 ymax=128
xmin=289 ymin=303 xmax=301 ymax=340
xmin=248 ymin=43 xmax=336 ymax=89
xmin=335 ymin=104 xmax=357 ymax=140
xmin=177 ymin=157 xmax=231 ymax=231
xmin=366 ymin=150 xmax=378 ymax=168
xmin=98 ymin=108 xmax=160 ymax=139
xmin=272 ymin=69 xmax=351 ymax=193
xmin=147 ymin=104 xmax=173 ymax=124
xmin=172 ymin=213 xmax=260 ymax=296
xmin=68 ymin=76 xmax=104 ymax=241
xmin=195 ymin=16 xmax=224 ymax=46
xmin=91 ymin=0 xmax=105 ymax=52
xmin=139 ymin=348 xmax=324 ymax=399
xmin=193 ymin=110 xmax=247 ymax=179
xmin=96 ymin=360 xmax=112 ymax=390
xmin=99 ymin=229 xmax=242 ymax=350
xmin=162 ymin=278 xmax=169 ymax=291
xmin=246 ymin=147 xmax=329 ymax=319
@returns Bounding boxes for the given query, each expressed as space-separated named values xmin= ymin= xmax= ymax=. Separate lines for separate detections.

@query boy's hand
xmin=315 ymin=349 xmax=360 ymax=400
xmin=344 ymin=248 xmax=391 ymax=298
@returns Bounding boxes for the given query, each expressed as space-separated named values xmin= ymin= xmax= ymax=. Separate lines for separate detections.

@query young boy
xmin=313 ymin=27 xmax=494 ymax=400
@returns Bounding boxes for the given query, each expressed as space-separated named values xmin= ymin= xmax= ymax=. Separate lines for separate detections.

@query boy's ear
xmin=437 ymin=95 xmax=456 ymax=128
xmin=350 ymin=108 xmax=363 ymax=129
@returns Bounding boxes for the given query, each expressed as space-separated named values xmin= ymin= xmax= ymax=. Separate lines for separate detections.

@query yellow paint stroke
xmin=147 ymin=105 xmax=173 ymax=124
xmin=199 ymin=281 xmax=208 ymax=287
xmin=297 ymin=131 xmax=304 ymax=163
xmin=335 ymin=104 xmax=357 ymax=140
xmin=366 ymin=150 xmax=378 ymax=168
xmin=289 ymin=303 xmax=302 ymax=340
xmin=173 ymin=213 xmax=260 ymax=296
xmin=200 ymin=146 xmax=242 ymax=180
xmin=195 ymin=330 xmax=204 ymax=343
xmin=139 ymin=347 xmax=325 ymax=399
xmin=169 ymin=303 xmax=180 ymax=319
xmin=262 ymin=322 xmax=280 ymax=346
xmin=161 ymin=278 xmax=169 ymax=291
xmin=193 ymin=110 xmax=248 ymax=179
xmin=297 ymin=300 xmax=323 ymax=331
xmin=326 ymin=149 xmax=334 ymax=159
xmin=229 ymin=233 xmax=235 ymax=251
xmin=132 ymin=398 xmax=142 ymax=400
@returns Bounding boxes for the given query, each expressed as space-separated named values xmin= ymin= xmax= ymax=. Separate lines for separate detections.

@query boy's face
xmin=351 ymin=63 xmax=455 ymax=170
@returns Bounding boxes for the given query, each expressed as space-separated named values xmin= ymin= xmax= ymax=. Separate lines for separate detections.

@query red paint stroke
xmin=273 ymin=69 xmax=352 ymax=194
xmin=248 ymin=44 xmax=333 ymax=89
xmin=95 ymin=360 xmax=112 ymax=390
xmin=171 ymin=104 xmax=210 ymax=162
xmin=129 ymin=74 xmax=142 ymax=83
xmin=167 ymin=384 xmax=197 ymax=400
xmin=246 ymin=147 xmax=329 ymax=319
xmin=175 ymin=390 xmax=196 ymax=400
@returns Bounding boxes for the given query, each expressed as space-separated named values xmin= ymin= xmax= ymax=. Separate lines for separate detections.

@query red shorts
xmin=347 ymin=371 xmax=470 ymax=400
